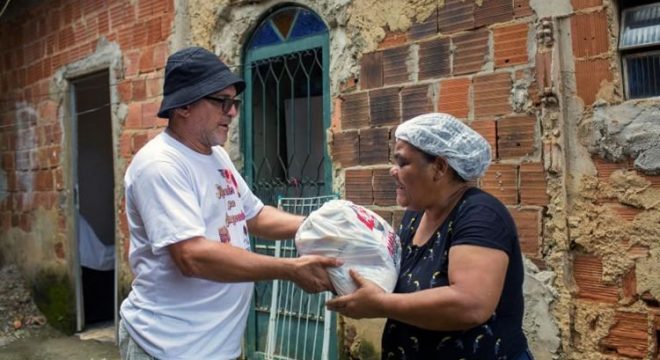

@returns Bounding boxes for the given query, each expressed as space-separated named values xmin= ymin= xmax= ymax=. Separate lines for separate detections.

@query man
xmin=119 ymin=47 xmax=339 ymax=360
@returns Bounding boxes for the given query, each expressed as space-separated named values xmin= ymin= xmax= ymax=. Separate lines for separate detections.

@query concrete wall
xmin=1 ymin=0 xmax=658 ymax=357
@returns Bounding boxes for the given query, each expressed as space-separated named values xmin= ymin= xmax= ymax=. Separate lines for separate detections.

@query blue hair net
xmin=395 ymin=113 xmax=492 ymax=180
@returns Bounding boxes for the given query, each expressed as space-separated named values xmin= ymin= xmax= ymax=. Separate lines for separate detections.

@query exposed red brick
xmin=571 ymin=11 xmax=609 ymax=58
xmin=332 ymin=130 xmax=359 ymax=167
xmin=592 ymin=156 xmax=632 ymax=183
xmin=497 ymin=115 xmax=537 ymax=158
xmin=410 ymin=12 xmax=437 ymax=40
xmin=370 ymin=87 xmax=400 ymax=126
xmin=360 ymin=52 xmax=383 ymax=90
xmin=622 ymin=267 xmax=637 ymax=301
xmin=471 ymin=120 xmax=497 ymax=157
xmin=360 ymin=127 xmax=390 ymax=165
xmin=572 ymin=0 xmax=603 ymax=10
xmin=574 ymin=254 xmax=619 ymax=303
xmin=509 ymin=208 xmax=541 ymax=257
xmin=438 ymin=77 xmax=471 ymax=118
xmin=345 ymin=169 xmax=373 ymax=205
xmin=378 ymin=31 xmax=409 ymax=49
xmin=153 ymin=42 xmax=169 ymax=70
xmin=371 ymin=209 xmax=393 ymax=225
xmin=373 ymin=168 xmax=397 ymax=206
xmin=438 ymin=0 xmax=475 ymax=34
xmin=474 ymin=72 xmax=512 ymax=117
xmin=575 ymin=58 xmax=612 ymax=106
xmin=419 ymin=37 xmax=451 ymax=80
xmin=132 ymin=78 xmax=147 ymax=101
xmin=474 ymin=0 xmax=513 ymax=29
xmin=382 ymin=46 xmax=409 ymax=85
xmin=341 ymin=92 xmax=370 ymax=130
xmin=453 ymin=30 xmax=489 ymax=75
xmin=117 ymin=80 xmax=132 ymax=102
xmin=141 ymin=101 xmax=160 ymax=128
xmin=601 ymin=311 xmax=649 ymax=358
xmin=139 ymin=46 xmax=155 ymax=73
xmin=119 ymin=132 xmax=132 ymax=157
xmin=481 ymin=163 xmax=518 ymax=205
xmin=125 ymin=103 xmax=142 ymax=129
xmin=132 ymin=132 xmax=148 ymax=153
xmin=494 ymin=23 xmax=529 ymax=68
xmin=514 ymin=0 xmax=534 ymax=18
xmin=146 ymin=76 xmax=162 ymax=98
xmin=401 ymin=85 xmax=432 ymax=121
xmin=606 ymin=203 xmax=643 ymax=222
xmin=520 ymin=162 xmax=548 ymax=206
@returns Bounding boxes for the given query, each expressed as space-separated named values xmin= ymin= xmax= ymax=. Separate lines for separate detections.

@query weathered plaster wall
xmin=548 ymin=0 xmax=660 ymax=358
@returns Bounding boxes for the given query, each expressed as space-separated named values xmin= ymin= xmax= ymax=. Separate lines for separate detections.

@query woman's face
xmin=390 ymin=140 xmax=437 ymax=209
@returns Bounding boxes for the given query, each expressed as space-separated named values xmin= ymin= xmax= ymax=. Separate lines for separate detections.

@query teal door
xmin=242 ymin=6 xmax=335 ymax=360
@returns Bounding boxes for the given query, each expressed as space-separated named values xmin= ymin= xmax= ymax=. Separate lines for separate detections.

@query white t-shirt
xmin=120 ymin=132 xmax=264 ymax=360
xmin=78 ymin=215 xmax=114 ymax=271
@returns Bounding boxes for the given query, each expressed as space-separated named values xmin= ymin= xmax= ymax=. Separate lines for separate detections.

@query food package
xmin=295 ymin=200 xmax=402 ymax=295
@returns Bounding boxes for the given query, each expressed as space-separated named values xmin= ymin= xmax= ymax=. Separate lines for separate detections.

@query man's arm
xmin=246 ymin=205 xmax=305 ymax=240
xmin=168 ymin=236 xmax=339 ymax=293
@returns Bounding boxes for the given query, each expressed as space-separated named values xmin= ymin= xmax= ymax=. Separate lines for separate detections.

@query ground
xmin=0 ymin=264 xmax=119 ymax=360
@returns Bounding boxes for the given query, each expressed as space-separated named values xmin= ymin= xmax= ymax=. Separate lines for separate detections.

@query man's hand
xmin=289 ymin=255 xmax=342 ymax=293
xmin=325 ymin=269 xmax=386 ymax=319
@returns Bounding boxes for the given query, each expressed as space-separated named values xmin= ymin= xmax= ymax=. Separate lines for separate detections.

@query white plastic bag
xmin=295 ymin=200 xmax=402 ymax=295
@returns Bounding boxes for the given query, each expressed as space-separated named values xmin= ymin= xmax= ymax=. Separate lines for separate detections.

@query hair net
xmin=395 ymin=113 xmax=492 ymax=180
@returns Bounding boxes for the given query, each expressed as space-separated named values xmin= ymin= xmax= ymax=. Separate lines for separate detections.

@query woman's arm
xmin=326 ymin=244 xmax=508 ymax=331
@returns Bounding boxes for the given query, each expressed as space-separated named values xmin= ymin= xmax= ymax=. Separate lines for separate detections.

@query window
xmin=619 ymin=2 xmax=660 ymax=99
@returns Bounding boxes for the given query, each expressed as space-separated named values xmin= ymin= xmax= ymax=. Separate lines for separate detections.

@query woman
xmin=327 ymin=113 xmax=532 ymax=359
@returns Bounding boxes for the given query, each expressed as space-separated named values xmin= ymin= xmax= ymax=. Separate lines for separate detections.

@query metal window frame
xmin=619 ymin=2 xmax=660 ymax=99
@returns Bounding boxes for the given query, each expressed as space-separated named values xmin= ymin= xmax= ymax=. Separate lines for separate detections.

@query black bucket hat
xmin=157 ymin=47 xmax=246 ymax=118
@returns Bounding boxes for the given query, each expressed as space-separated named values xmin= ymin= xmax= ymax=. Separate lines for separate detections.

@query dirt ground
xmin=0 ymin=264 xmax=119 ymax=360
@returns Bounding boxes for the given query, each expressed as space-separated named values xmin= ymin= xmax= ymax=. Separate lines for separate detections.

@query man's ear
xmin=174 ymin=105 xmax=191 ymax=118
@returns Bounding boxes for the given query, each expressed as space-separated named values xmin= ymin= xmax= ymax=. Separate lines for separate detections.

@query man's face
xmin=186 ymin=85 xmax=239 ymax=148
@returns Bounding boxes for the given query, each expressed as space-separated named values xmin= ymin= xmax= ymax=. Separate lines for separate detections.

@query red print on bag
xmin=351 ymin=205 xmax=375 ymax=230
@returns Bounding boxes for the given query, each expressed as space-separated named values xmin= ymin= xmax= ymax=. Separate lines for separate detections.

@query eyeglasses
xmin=204 ymin=96 xmax=242 ymax=113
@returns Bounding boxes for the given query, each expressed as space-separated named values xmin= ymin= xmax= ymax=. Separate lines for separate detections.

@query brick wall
xmin=0 ymin=0 xmax=173 ymax=266
xmin=333 ymin=1 xmax=659 ymax=358
xmin=333 ymin=0 xmax=547 ymax=260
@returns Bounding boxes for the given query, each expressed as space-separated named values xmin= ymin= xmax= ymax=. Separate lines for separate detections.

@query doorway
xmin=71 ymin=71 xmax=116 ymax=331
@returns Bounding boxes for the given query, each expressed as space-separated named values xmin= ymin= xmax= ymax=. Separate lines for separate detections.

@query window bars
xmin=620 ymin=3 xmax=660 ymax=99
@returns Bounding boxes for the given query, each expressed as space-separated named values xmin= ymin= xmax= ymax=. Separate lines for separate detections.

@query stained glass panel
xmin=272 ymin=8 xmax=297 ymax=40
xmin=249 ymin=21 xmax=282 ymax=49
xmin=289 ymin=9 xmax=327 ymax=40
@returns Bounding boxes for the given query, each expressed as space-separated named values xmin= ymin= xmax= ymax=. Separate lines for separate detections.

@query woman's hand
xmin=325 ymin=269 xmax=386 ymax=319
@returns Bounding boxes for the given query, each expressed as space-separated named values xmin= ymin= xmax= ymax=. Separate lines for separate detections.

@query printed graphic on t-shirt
xmin=219 ymin=226 xmax=230 ymax=243
xmin=215 ymin=168 xmax=248 ymax=248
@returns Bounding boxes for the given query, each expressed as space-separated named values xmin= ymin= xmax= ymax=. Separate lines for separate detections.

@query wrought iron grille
xmin=248 ymin=48 xmax=327 ymax=205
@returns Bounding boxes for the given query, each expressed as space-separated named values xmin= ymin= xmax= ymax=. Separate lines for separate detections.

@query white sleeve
xmin=130 ymin=160 xmax=206 ymax=254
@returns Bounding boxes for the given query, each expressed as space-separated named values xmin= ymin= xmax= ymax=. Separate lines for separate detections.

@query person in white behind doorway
xmin=326 ymin=113 xmax=533 ymax=360
xmin=118 ymin=47 xmax=340 ymax=360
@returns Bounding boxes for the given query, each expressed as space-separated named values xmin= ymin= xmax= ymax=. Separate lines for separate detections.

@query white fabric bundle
xmin=295 ymin=200 xmax=401 ymax=295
